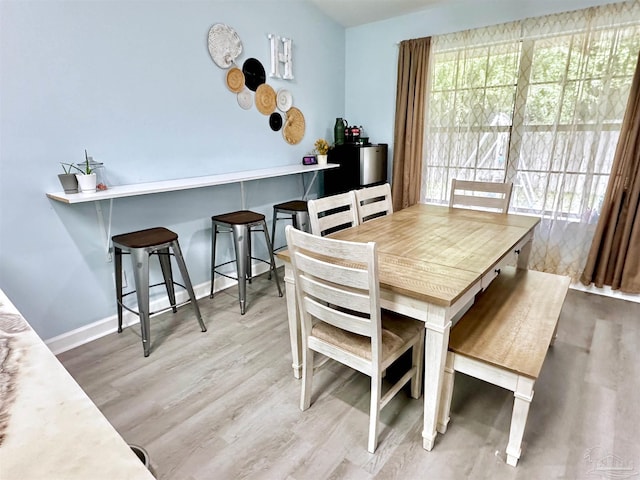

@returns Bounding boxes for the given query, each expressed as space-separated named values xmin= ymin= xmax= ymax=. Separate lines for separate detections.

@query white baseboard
xmin=570 ymin=282 xmax=640 ymax=304
xmin=46 ymin=261 xmax=277 ymax=355
xmin=48 ymin=261 xmax=636 ymax=356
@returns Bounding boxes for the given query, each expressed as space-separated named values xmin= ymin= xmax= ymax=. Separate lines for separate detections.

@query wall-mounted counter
xmin=0 ymin=289 xmax=155 ymax=479
xmin=46 ymin=163 xmax=337 ymax=260
xmin=46 ymin=163 xmax=337 ymax=204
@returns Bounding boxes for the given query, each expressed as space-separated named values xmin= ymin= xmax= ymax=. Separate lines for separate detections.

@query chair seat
xmin=112 ymin=227 xmax=177 ymax=248
xmin=274 ymin=200 xmax=308 ymax=212
xmin=212 ymin=210 xmax=265 ymax=225
xmin=311 ymin=311 xmax=422 ymax=362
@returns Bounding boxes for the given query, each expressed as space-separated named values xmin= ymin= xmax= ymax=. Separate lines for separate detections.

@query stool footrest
xmin=117 ymin=298 xmax=194 ymax=318
xmin=117 ymin=281 xmax=192 ymax=317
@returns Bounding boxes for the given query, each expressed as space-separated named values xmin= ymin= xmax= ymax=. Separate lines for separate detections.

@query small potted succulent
xmin=314 ymin=138 xmax=329 ymax=166
xmin=75 ymin=149 xmax=97 ymax=193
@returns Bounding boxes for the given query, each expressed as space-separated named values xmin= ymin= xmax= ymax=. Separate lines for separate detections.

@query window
xmin=422 ymin=2 xmax=640 ymax=279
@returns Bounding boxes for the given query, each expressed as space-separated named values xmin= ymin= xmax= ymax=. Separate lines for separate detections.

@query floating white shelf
xmin=46 ymin=163 xmax=338 ymax=204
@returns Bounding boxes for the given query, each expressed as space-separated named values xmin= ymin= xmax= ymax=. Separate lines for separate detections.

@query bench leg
xmin=506 ymin=376 xmax=535 ymax=467
xmin=550 ymin=321 xmax=559 ymax=347
xmin=437 ymin=351 xmax=455 ymax=434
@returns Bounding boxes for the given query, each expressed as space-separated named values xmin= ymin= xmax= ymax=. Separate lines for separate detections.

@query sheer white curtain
xmin=422 ymin=1 xmax=640 ymax=280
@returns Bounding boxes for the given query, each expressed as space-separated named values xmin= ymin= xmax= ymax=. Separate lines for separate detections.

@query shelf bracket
xmin=303 ymin=171 xmax=319 ymax=200
xmin=94 ymin=199 xmax=113 ymax=262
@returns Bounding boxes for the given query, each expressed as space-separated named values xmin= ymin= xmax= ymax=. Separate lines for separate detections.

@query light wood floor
xmin=58 ymin=271 xmax=640 ymax=480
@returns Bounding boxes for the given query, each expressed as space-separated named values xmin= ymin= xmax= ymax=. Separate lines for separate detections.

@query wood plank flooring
xmin=58 ymin=271 xmax=640 ymax=479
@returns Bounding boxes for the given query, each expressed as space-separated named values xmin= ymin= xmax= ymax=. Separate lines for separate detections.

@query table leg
xmin=517 ymin=236 xmax=533 ymax=270
xmin=283 ymin=262 xmax=302 ymax=379
xmin=422 ymin=306 xmax=451 ymax=451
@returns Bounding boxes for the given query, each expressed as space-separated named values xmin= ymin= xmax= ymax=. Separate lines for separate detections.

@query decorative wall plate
xmin=237 ymin=88 xmax=252 ymax=110
xmin=242 ymin=58 xmax=266 ymax=92
xmin=208 ymin=23 xmax=242 ymax=69
xmin=276 ymin=89 xmax=293 ymax=112
xmin=226 ymin=67 xmax=245 ymax=93
xmin=282 ymin=107 xmax=305 ymax=145
xmin=269 ymin=112 xmax=283 ymax=131
xmin=255 ymin=84 xmax=276 ymax=115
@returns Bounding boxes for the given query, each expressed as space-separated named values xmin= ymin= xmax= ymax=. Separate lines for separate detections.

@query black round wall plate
xmin=242 ymin=58 xmax=266 ymax=92
xmin=269 ymin=112 xmax=283 ymax=131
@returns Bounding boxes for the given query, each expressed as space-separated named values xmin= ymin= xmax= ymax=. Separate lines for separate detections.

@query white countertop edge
xmin=0 ymin=289 xmax=155 ymax=479
xmin=47 ymin=163 xmax=339 ymax=204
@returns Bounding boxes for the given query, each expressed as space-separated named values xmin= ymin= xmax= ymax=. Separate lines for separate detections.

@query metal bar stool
xmin=210 ymin=210 xmax=283 ymax=314
xmin=271 ymin=200 xmax=310 ymax=252
xmin=112 ymin=227 xmax=206 ymax=357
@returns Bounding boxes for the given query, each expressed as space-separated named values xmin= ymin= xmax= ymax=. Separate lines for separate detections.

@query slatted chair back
xmin=307 ymin=191 xmax=359 ymax=236
xmin=354 ymin=183 xmax=393 ymax=223
xmin=449 ymin=179 xmax=513 ymax=213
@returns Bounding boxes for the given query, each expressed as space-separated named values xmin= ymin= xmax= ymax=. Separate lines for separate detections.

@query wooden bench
xmin=438 ymin=266 xmax=570 ymax=467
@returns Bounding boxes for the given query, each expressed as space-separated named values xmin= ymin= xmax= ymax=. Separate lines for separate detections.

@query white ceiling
xmin=309 ymin=0 xmax=448 ymax=28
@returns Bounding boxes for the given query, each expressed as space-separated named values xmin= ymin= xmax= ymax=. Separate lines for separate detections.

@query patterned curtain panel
xmin=422 ymin=1 xmax=640 ymax=281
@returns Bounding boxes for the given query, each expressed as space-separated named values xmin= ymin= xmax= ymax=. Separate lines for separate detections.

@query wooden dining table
xmin=277 ymin=203 xmax=540 ymax=451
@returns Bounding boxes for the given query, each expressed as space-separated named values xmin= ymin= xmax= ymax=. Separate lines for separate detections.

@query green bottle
xmin=334 ymin=118 xmax=347 ymax=145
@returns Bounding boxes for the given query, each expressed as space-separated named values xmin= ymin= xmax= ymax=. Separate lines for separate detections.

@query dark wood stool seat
xmin=112 ymin=227 xmax=177 ymax=248
xmin=210 ymin=210 xmax=282 ymax=314
xmin=271 ymin=200 xmax=310 ymax=252
xmin=112 ymin=226 xmax=206 ymax=357
xmin=274 ymin=200 xmax=308 ymax=212
xmin=211 ymin=210 xmax=265 ymax=225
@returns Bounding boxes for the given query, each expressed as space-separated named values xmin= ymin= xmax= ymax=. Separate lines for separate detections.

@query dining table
xmin=277 ymin=203 xmax=541 ymax=451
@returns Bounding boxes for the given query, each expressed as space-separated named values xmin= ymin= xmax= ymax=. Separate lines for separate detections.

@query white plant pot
xmin=316 ymin=154 xmax=328 ymax=166
xmin=76 ymin=173 xmax=97 ymax=193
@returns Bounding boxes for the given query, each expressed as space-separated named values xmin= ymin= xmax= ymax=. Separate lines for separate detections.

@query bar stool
xmin=112 ymin=227 xmax=206 ymax=357
xmin=271 ymin=200 xmax=310 ymax=252
xmin=210 ymin=210 xmax=283 ymax=314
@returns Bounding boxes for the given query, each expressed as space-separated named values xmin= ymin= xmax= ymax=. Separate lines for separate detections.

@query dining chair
xmin=285 ymin=225 xmax=424 ymax=453
xmin=449 ymin=179 xmax=513 ymax=213
xmin=354 ymin=183 xmax=393 ymax=223
xmin=307 ymin=191 xmax=359 ymax=236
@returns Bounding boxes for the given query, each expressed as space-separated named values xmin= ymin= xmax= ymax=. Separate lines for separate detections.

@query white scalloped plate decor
xmin=208 ymin=23 xmax=242 ymax=69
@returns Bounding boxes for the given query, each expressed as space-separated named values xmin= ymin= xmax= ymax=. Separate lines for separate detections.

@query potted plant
xmin=75 ymin=149 xmax=97 ymax=193
xmin=58 ymin=162 xmax=80 ymax=193
xmin=314 ymin=138 xmax=329 ymax=166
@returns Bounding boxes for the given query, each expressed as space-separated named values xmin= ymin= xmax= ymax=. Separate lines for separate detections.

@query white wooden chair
xmin=307 ymin=191 xmax=359 ymax=236
xmin=449 ymin=179 xmax=513 ymax=213
xmin=354 ymin=183 xmax=393 ymax=223
xmin=285 ymin=225 xmax=424 ymax=453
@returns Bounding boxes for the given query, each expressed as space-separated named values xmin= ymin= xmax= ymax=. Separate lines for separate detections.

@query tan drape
xmin=580 ymin=51 xmax=640 ymax=294
xmin=391 ymin=37 xmax=430 ymax=212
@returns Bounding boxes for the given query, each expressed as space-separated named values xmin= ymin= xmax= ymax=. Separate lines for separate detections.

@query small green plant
xmin=60 ymin=149 xmax=94 ymax=175
xmin=60 ymin=162 xmax=81 ymax=174
xmin=79 ymin=149 xmax=93 ymax=175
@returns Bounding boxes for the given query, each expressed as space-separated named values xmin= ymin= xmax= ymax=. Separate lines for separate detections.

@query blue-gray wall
xmin=0 ymin=1 xmax=344 ymax=339
xmin=0 ymin=0 xmax=619 ymax=341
